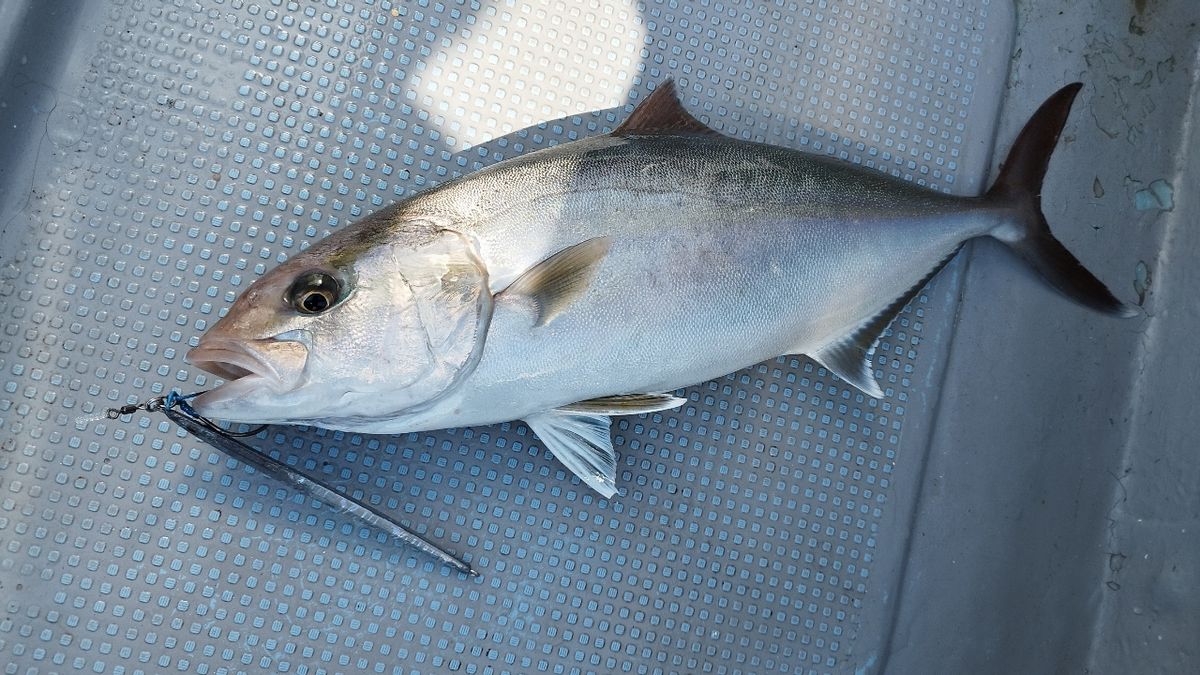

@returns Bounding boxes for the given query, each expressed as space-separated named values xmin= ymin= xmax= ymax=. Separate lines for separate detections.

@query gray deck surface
xmin=0 ymin=1 xmax=1195 ymax=673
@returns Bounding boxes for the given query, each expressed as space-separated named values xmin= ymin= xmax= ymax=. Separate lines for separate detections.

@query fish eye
xmin=287 ymin=271 xmax=341 ymax=315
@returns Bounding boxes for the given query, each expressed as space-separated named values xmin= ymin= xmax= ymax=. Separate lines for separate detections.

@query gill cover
xmin=370 ymin=228 xmax=493 ymax=414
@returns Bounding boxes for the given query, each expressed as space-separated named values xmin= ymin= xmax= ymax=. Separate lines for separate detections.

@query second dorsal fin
xmin=612 ymin=79 xmax=717 ymax=137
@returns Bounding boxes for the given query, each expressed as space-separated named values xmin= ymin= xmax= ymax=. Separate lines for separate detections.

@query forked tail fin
xmin=985 ymin=83 xmax=1137 ymax=317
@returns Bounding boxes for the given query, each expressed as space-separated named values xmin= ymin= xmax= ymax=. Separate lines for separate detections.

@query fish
xmin=185 ymin=80 xmax=1135 ymax=498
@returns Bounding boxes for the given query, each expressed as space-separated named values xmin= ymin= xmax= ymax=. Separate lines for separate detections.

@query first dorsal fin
xmin=612 ymin=79 xmax=717 ymax=137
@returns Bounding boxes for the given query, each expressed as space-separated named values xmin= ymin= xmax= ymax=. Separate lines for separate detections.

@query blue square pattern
xmin=0 ymin=0 xmax=997 ymax=673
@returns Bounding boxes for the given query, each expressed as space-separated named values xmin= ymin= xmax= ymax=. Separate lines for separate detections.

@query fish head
xmin=186 ymin=222 xmax=491 ymax=426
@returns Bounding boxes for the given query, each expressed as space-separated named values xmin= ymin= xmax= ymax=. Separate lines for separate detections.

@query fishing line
xmin=103 ymin=391 xmax=477 ymax=576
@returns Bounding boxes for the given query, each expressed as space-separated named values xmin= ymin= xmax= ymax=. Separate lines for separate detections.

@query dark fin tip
xmin=613 ymin=79 xmax=718 ymax=137
xmin=987 ymin=82 xmax=1084 ymax=202
xmin=1008 ymin=231 xmax=1139 ymax=317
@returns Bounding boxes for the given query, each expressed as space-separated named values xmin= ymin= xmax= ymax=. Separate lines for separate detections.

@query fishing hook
xmin=106 ymin=392 xmax=477 ymax=576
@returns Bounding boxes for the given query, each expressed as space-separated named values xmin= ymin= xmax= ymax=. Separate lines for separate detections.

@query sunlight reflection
xmin=409 ymin=0 xmax=646 ymax=150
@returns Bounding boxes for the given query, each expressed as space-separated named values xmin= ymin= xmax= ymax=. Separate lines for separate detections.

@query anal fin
xmin=810 ymin=339 xmax=887 ymax=399
xmin=806 ymin=253 xmax=956 ymax=398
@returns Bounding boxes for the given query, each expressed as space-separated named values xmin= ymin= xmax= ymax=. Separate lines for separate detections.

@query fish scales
xmin=186 ymin=81 xmax=1133 ymax=497
xmin=399 ymin=135 xmax=982 ymax=423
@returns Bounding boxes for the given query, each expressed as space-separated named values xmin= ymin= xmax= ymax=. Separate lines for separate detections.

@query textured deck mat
xmin=0 ymin=0 xmax=1012 ymax=672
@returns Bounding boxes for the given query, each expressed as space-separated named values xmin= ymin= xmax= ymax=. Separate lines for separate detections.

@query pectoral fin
xmin=500 ymin=237 xmax=612 ymax=327
xmin=524 ymin=410 xmax=618 ymax=497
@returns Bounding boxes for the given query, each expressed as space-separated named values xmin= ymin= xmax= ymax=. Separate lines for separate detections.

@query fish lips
xmin=184 ymin=338 xmax=308 ymax=419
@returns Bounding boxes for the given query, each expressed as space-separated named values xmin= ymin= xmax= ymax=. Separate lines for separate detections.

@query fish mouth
xmin=184 ymin=337 xmax=309 ymax=421
xmin=185 ymin=338 xmax=284 ymax=385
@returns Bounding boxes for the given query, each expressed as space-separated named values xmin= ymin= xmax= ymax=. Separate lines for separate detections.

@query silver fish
xmin=186 ymin=80 xmax=1134 ymax=497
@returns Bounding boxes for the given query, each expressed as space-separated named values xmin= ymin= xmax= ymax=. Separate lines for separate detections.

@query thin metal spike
xmin=143 ymin=393 xmax=476 ymax=576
